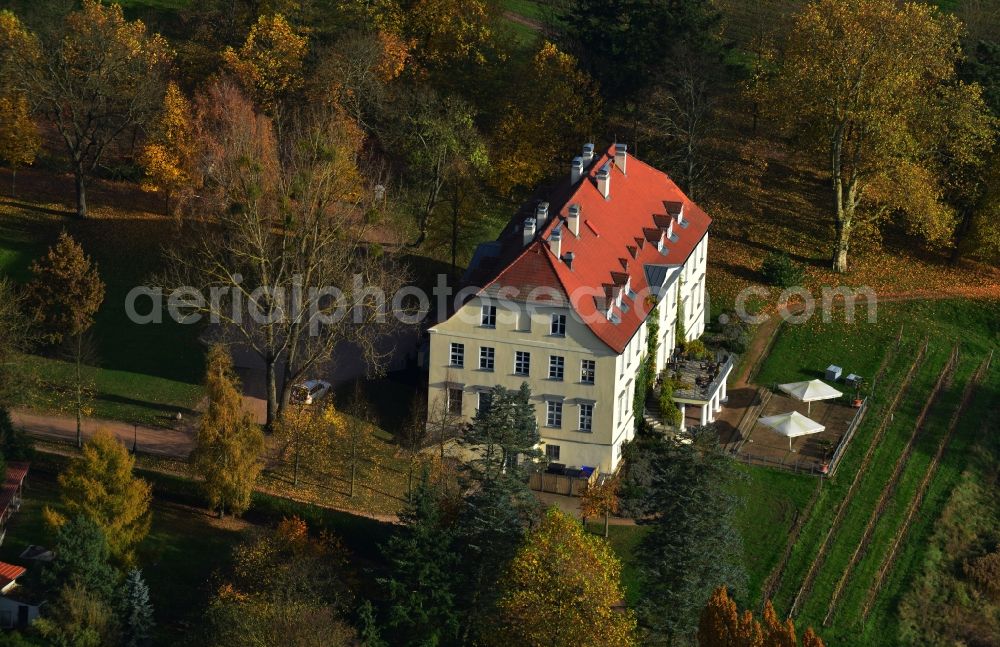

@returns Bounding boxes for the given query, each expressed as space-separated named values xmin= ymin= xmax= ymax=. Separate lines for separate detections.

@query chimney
xmin=563 ymin=251 xmax=574 ymax=270
xmin=523 ymin=217 xmax=536 ymax=247
xmin=596 ymin=162 xmax=611 ymax=199
xmin=570 ymin=157 xmax=584 ymax=184
xmin=535 ymin=202 xmax=550 ymax=228
xmin=549 ymin=227 xmax=562 ymax=258
xmin=582 ymin=143 xmax=595 ymax=164
xmin=614 ymin=143 xmax=627 ymax=174
xmin=567 ymin=204 xmax=581 ymax=237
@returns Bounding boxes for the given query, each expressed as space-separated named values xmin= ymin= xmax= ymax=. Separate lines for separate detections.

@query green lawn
xmin=756 ymin=299 xmax=999 ymax=644
xmin=732 ymin=464 xmax=816 ymax=610
xmin=502 ymin=0 xmax=551 ymax=23
xmin=585 ymin=522 xmax=648 ymax=608
xmin=892 ymin=368 xmax=1000 ymax=644
xmin=1 ymin=204 xmax=205 ymax=425
xmin=756 ymin=299 xmax=999 ymax=389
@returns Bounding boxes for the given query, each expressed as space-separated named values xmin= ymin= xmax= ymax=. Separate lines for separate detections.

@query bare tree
xmin=166 ymin=81 xmax=408 ymax=427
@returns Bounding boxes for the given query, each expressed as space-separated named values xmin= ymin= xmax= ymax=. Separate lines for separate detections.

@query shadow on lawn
xmin=0 ymin=199 xmax=75 ymax=218
xmin=93 ymin=392 xmax=199 ymax=417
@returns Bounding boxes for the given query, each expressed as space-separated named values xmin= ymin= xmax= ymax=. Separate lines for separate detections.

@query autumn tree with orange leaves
xmin=580 ymin=473 xmax=620 ymax=538
xmin=190 ymin=344 xmax=264 ymax=519
xmin=759 ymin=0 xmax=994 ymax=272
xmin=0 ymin=92 xmax=39 ymax=197
xmin=140 ymin=82 xmax=200 ymax=215
xmin=206 ymin=516 xmax=356 ymax=646
xmin=45 ymin=430 xmax=152 ymax=564
xmin=698 ymin=587 xmax=826 ymax=647
xmin=495 ymin=507 xmax=637 ymax=646
xmin=25 ymin=232 xmax=105 ymax=447
xmin=491 ymin=41 xmax=601 ymax=197
xmin=223 ymin=13 xmax=308 ymax=121
xmin=0 ymin=2 xmax=171 ymax=218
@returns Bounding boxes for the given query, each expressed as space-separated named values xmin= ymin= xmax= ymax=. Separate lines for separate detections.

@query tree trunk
xmin=74 ymin=167 xmax=87 ymax=219
xmin=10 ymin=168 xmax=15 ymax=198
xmin=949 ymin=206 xmax=974 ymax=265
xmin=829 ymin=127 xmax=854 ymax=274
xmin=265 ymin=355 xmax=278 ymax=430
xmin=833 ymin=217 xmax=851 ymax=273
xmin=604 ymin=511 xmax=610 ymax=538
xmin=350 ymin=435 xmax=357 ymax=498
xmin=293 ymin=433 xmax=300 ymax=487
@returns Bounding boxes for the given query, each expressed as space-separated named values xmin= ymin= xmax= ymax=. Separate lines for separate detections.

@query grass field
xmin=893 ymin=377 xmax=1000 ymax=643
xmin=754 ymin=299 xmax=999 ymax=644
xmin=585 ymin=521 xmax=648 ymax=607
xmin=0 ymin=199 xmax=206 ymax=425
xmin=732 ymin=464 xmax=816 ymax=609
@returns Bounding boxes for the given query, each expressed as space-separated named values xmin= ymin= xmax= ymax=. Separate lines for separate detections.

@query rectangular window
xmin=550 ymin=313 xmax=567 ymax=336
xmin=481 ymin=304 xmax=496 ymax=327
xmin=515 ymin=351 xmax=530 ymax=376
xmin=447 ymin=387 xmax=463 ymax=416
xmin=546 ymin=444 xmax=560 ymax=461
xmin=546 ymin=400 xmax=562 ymax=428
xmin=548 ymin=355 xmax=564 ymax=380
xmin=581 ymin=359 xmax=596 ymax=384
xmin=478 ymin=391 xmax=492 ymax=413
xmin=579 ymin=403 xmax=593 ymax=432
xmin=479 ymin=346 xmax=495 ymax=371
xmin=517 ymin=309 xmax=531 ymax=332
xmin=449 ymin=342 xmax=464 ymax=367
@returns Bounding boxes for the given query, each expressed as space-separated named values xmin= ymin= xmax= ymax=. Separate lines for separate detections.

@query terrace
xmin=644 ymin=352 xmax=736 ymax=435
xmin=661 ymin=352 xmax=735 ymax=428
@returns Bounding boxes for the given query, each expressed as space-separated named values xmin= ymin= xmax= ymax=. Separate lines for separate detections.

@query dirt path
xmin=503 ymin=11 xmax=546 ymax=33
xmin=12 ymin=410 xmax=195 ymax=458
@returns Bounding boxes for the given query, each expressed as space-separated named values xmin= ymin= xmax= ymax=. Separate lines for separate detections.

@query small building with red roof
xmin=427 ymin=144 xmax=729 ymax=472
xmin=0 ymin=462 xmax=28 ymax=546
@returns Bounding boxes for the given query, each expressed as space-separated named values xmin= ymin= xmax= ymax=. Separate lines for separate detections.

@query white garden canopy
xmin=778 ymin=379 xmax=843 ymax=414
xmin=758 ymin=411 xmax=826 ymax=450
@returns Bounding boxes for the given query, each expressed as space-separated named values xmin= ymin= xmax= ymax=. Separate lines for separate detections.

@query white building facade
xmin=427 ymin=144 xmax=711 ymax=473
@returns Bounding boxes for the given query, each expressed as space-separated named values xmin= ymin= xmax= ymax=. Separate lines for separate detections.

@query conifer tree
xmin=190 ymin=344 xmax=264 ymax=518
xmin=454 ymin=382 xmax=541 ymax=642
xmin=631 ymin=429 xmax=744 ymax=644
xmin=119 ymin=569 xmax=154 ymax=647
xmin=380 ymin=470 xmax=461 ymax=645
xmin=0 ymin=405 xmax=31 ymax=461
xmin=42 ymin=514 xmax=118 ymax=602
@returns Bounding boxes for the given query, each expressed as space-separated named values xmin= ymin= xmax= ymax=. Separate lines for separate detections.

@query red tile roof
xmin=0 ymin=561 xmax=26 ymax=589
xmin=475 ymin=146 xmax=711 ymax=353
xmin=0 ymin=462 xmax=29 ymax=517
